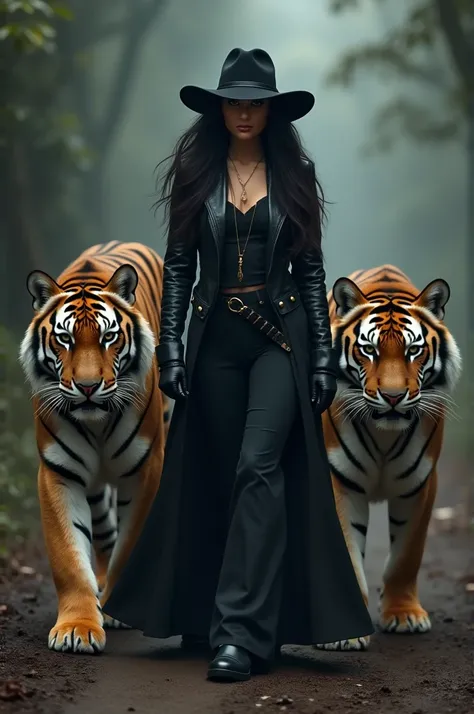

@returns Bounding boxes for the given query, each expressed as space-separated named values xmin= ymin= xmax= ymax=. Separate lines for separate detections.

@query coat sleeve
xmin=291 ymin=247 xmax=337 ymax=375
xmin=155 ymin=232 xmax=198 ymax=365
xmin=291 ymin=161 xmax=337 ymax=375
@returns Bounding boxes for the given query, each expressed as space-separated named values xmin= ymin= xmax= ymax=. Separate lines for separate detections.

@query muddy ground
xmin=1 ymin=497 xmax=473 ymax=714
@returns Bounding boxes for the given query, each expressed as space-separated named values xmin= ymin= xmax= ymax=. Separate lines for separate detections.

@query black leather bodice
xmin=220 ymin=198 xmax=268 ymax=288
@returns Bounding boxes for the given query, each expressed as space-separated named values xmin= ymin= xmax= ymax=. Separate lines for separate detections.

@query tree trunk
xmin=3 ymin=140 xmax=46 ymax=333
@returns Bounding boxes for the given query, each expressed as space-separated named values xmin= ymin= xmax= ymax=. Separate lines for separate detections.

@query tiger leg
xmin=315 ymin=482 xmax=371 ymax=651
xmin=38 ymin=464 xmax=105 ymax=653
xmin=100 ymin=457 xmax=162 ymax=624
xmin=88 ymin=486 xmax=117 ymax=594
xmin=380 ymin=470 xmax=437 ymax=633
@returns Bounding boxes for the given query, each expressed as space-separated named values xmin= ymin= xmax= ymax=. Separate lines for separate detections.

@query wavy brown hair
xmin=153 ymin=104 xmax=328 ymax=256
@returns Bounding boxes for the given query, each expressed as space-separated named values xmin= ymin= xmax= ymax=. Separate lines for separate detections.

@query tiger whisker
xmin=420 ymin=395 xmax=459 ymax=417
xmin=35 ymin=393 xmax=61 ymax=418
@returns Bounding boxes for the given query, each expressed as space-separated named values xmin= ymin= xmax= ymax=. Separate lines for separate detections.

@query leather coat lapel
xmin=204 ymin=170 xmax=226 ymax=273
xmin=266 ymin=163 xmax=285 ymax=276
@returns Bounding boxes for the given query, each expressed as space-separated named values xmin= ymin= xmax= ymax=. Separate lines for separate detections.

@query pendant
xmin=241 ymin=188 xmax=247 ymax=203
xmin=237 ymin=255 xmax=243 ymax=282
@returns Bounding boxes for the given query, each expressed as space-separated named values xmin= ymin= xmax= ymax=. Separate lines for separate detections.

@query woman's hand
xmin=159 ymin=360 xmax=189 ymax=400
xmin=311 ymin=371 xmax=336 ymax=414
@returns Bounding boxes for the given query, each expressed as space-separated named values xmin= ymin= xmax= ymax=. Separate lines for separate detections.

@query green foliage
xmin=326 ymin=0 xmax=474 ymax=153
xmin=0 ymin=1 xmax=89 ymax=166
xmin=0 ymin=0 xmax=72 ymax=52
xmin=0 ymin=325 xmax=38 ymax=557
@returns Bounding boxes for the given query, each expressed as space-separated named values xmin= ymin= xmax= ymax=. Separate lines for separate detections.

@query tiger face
xmin=20 ymin=265 xmax=155 ymax=423
xmin=331 ymin=277 xmax=462 ymax=431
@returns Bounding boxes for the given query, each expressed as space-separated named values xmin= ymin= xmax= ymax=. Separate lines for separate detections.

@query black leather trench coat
xmin=103 ymin=166 xmax=374 ymax=646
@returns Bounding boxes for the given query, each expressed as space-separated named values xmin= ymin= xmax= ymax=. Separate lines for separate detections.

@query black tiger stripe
xmin=87 ymin=492 xmax=105 ymax=505
xmin=63 ymin=289 xmax=99 ymax=304
xmin=365 ymin=289 xmax=415 ymax=300
xmin=351 ymin=419 xmax=377 ymax=461
xmin=93 ymin=528 xmax=116 ymax=541
xmin=63 ymin=414 xmax=95 ymax=446
xmin=40 ymin=418 xmax=86 ymax=466
xmin=352 ymin=522 xmax=368 ymax=537
xmin=95 ymin=241 xmax=121 ymax=255
xmin=108 ymin=251 xmax=157 ymax=320
xmin=327 ymin=409 xmax=366 ymax=472
xmin=370 ymin=302 xmax=411 ymax=317
xmin=330 ymin=463 xmax=366 ymax=494
xmin=149 ymin=247 xmax=164 ymax=285
xmin=112 ymin=378 xmax=154 ymax=459
xmin=119 ymin=436 xmax=156 ymax=478
xmin=41 ymin=454 xmax=86 ymax=488
xmin=92 ymin=511 xmax=109 ymax=526
xmin=348 ymin=269 xmax=366 ymax=282
xmin=358 ymin=421 xmax=381 ymax=455
xmin=399 ymin=469 xmax=433 ymax=499
xmin=388 ymin=417 xmax=419 ymax=461
xmin=125 ymin=248 xmax=160 ymax=313
xmin=73 ymin=521 xmax=92 ymax=543
xmin=395 ymin=423 xmax=438 ymax=480
xmin=105 ymin=411 xmax=123 ymax=441
xmin=61 ymin=278 xmax=106 ymax=288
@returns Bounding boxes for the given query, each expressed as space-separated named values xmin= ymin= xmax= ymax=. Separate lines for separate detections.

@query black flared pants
xmin=192 ymin=288 xmax=297 ymax=661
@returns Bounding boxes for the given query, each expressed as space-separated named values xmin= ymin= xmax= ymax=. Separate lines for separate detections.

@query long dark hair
xmin=153 ymin=105 xmax=328 ymax=256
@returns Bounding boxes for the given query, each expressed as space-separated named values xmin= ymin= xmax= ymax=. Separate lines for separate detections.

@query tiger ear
xmin=27 ymin=270 xmax=61 ymax=311
xmin=332 ymin=277 xmax=367 ymax=317
xmin=106 ymin=264 xmax=138 ymax=306
xmin=414 ymin=278 xmax=450 ymax=320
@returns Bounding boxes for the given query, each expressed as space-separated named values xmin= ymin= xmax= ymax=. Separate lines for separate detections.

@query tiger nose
xmin=380 ymin=391 xmax=405 ymax=407
xmin=75 ymin=380 xmax=100 ymax=397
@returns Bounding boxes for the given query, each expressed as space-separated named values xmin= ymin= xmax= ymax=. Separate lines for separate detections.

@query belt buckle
xmin=227 ymin=296 xmax=245 ymax=313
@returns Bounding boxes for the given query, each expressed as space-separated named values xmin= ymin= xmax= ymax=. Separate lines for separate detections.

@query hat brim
xmin=179 ymin=85 xmax=315 ymax=121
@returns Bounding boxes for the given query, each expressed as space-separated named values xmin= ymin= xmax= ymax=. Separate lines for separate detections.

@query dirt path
xmin=2 ymin=502 xmax=472 ymax=714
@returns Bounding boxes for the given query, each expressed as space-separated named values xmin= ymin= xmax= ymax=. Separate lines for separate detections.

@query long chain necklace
xmin=230 ymin=183 xmax=257 ymax=282
xmin=229 ymin=156 xmax=262 ymax=205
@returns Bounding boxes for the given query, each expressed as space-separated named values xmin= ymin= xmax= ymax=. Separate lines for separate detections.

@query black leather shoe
xmin=181 ymin=634 xmax=210 ymax=652
xmin=207 ymin=644 xmax=251 ymax=682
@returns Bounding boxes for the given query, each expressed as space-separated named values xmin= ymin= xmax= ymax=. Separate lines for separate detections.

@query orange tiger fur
xmin=318 ymin=265 xmax=461 ymax=651
xmin=20 ymin=241 xmax=169 ymax=653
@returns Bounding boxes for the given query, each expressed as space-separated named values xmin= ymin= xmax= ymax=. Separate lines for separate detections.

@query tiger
xmin=317 ymin=264 xmax=462 ymax=652
xmin=19 ymin=241 xmax=170 ymax=654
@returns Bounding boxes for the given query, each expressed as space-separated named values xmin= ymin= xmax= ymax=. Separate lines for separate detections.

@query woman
xmin=103 ymin=47 xmax=373 ymax=682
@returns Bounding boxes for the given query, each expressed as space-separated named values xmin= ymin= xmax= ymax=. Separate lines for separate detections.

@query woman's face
xmin=222 ymin=98 xmax=270 ymax=141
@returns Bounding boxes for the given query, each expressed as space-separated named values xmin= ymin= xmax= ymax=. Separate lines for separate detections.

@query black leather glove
xmin=311 ymin=371 xmax=337 ymax=414
xmin=158 ymin=360 xmax=189 ymax=401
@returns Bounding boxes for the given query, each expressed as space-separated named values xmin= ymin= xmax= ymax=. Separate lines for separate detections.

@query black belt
xmin=224 ymin=296 xmax=291 ymax=353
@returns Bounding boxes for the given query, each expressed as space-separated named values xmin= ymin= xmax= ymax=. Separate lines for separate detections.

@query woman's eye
xmin=228 ymin=99 xmax=239 ymax=106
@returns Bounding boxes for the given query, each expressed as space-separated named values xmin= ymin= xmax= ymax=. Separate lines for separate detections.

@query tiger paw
xmin=48 ymin=620 xmax=106 ymax=654
xmin=380 ymin=605 xmax=431 ymax=634
xmin=103 ymin=613 xmax=131 ymax=629
xmin=314 ymin=636 xmax=370 ymax=652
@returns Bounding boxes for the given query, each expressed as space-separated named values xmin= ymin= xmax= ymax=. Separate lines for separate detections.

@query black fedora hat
xmin=180 ymin=47 xmax=315 ymax=122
